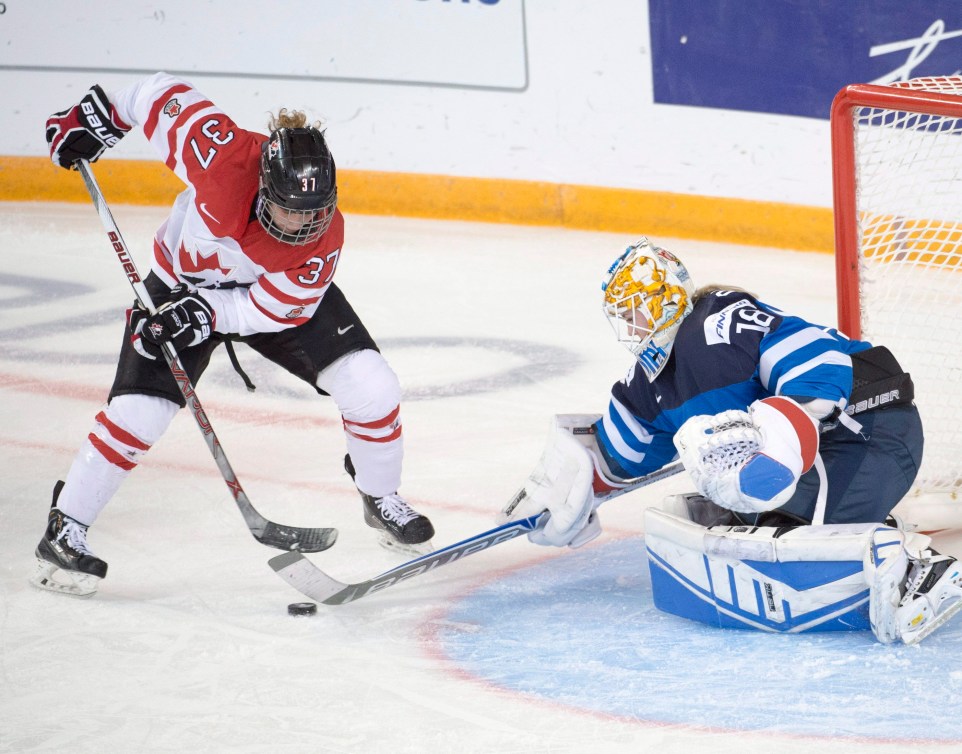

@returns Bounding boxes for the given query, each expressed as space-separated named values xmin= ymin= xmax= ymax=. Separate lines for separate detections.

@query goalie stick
xmin=270 ymin=460 xmax=685 ymax=604
xmin=75 ymin=160 xmax=337 ymax=554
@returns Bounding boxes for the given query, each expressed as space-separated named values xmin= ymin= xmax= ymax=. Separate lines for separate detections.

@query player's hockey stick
xmin=270 ymin=460 xmax=685 ymax=604
xmin=75 ymin=160 xmax=337 ymax=553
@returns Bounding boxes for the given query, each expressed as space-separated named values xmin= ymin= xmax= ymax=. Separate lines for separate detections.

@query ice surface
xmin=1 ymin=202 xmax=959 ymax=753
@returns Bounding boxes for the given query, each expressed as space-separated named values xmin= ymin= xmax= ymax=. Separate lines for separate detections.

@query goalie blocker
xmin=499 ymin=414 xmax=638 ymax=548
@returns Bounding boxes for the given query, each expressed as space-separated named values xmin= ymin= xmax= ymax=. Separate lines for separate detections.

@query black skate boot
xmin=30 ymin=480 xmax=108 ymax=597
xmin=344 ymin=454 xmax=435 ymax=555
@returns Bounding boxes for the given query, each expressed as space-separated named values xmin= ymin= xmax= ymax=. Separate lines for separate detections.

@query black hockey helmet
xmin=256 ymin=127 xmax=337 ymax=245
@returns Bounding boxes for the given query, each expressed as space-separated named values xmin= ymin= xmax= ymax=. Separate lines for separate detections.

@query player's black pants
xmin=109 ymin=273 xmax=378 ymax=407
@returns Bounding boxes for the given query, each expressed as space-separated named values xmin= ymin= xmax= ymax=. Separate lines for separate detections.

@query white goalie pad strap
xmin=674 ymin=396 xmax=819 ymax=514
xmin=644 ymin=505 xmax=881 ymax=633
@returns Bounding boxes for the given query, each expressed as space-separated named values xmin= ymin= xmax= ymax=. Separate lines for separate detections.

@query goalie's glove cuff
xmin=589 ymin=451 xmax=633 ymax=501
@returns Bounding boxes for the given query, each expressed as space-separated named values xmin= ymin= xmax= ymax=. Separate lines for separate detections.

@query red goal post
xmin=832 ymin=77 xmax=962 ymax=525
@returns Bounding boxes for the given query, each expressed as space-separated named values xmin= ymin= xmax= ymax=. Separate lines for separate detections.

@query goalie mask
xmin=602 ymin=238 xmax=695 ymax=381
xmin=256 ymin=127 xmax=337 ymax=246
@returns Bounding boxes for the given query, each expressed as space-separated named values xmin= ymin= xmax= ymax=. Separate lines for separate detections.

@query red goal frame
xmin=831 ymin=81 xmax=962 ymax=338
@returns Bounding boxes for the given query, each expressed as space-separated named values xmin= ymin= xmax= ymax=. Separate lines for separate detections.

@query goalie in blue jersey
xmin=505 ymin=237 xmax=962 ymax=645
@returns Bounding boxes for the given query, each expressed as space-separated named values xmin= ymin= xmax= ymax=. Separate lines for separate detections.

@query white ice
xmin=1 ymin=202 xmax=960 ymax=754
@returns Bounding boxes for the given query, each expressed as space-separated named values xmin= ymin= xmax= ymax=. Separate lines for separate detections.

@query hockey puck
xmin=287 ymin=602 xmax=317 ymax=616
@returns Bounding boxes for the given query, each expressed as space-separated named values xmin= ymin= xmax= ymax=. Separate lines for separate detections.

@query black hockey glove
xmin=127 ymin=285 xmax=216 ymax=360
xmin=45 ymin=85 xmax=131 ymax=169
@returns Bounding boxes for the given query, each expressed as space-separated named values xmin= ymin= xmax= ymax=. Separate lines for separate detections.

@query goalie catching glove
xmin=673 ymin=396 xmax=820 ymax=514
xmin=501 ymin=415 xmax=632 ymax=548
xmin=127 ymin=285 xmax=216 ymax=360
xmin=46 ymin=85 xmax=131 ymax=169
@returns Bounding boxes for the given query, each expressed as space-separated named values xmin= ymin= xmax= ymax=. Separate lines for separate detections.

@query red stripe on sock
xmin=342 ymin=421 xmax=402 ymax=444
xmin=342 ymin=406 xmax=400 ymax=431
xmin=88 ymin=433 xmax=137 ymax=470
xmin=95 ymin=411 xmax=150 ymax=451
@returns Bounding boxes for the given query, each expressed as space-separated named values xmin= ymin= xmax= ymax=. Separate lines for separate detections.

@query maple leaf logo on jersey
xmin=163 ymin=99 xmax=182 ymax=118
xmin=178 ymin=244 xmax=232 ymax=280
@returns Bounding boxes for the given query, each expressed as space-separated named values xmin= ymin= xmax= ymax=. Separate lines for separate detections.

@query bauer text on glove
xmin=45 ymin=85 xmax=131 ymax=169
xmin=127 ymin=287 xmax=215 ymax=360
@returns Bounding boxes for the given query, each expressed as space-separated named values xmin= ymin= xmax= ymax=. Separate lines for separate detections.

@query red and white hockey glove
xmin=673 ymin=396 xmax=820 ymax=514
xmin=45 ymin=85 xmax=131 ymax=169
xmin=127 ymin=286 xmax=215 ymax=360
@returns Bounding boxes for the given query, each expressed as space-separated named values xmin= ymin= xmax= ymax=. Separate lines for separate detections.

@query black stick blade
xmin=255 ymin=522 xmax=338 ymax=553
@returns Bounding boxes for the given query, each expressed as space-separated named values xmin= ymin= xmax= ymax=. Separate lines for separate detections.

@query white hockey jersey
xmin=110 ymin=73 xmax=344 ymax=336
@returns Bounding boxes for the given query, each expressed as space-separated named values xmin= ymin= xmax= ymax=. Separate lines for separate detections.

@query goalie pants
xmin=773 ymin=403 xmax=923 ymax=525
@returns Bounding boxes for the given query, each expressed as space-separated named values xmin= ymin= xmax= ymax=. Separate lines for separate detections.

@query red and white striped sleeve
xmin=111 ymin=73 xmax=229 ymax=184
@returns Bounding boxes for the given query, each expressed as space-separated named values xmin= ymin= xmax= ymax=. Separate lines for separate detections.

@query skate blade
xmin=901 ymin=599 xmax=962 ymax=645
xmin=376 ymin=533 xmax=435 ymax=558
xmin=29 ymin=559 xmax=101 ymax=598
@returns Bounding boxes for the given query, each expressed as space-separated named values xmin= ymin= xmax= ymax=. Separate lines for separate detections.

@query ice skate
xmin=30 ymin=481 xmax=108 ymax=597
xmin=896 ymin=552 xmax=962 ymax=645
xmin=344 ymin=455 xmax=435 ymax=555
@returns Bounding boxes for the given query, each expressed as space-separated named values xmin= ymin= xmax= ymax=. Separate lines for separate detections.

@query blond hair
xmin=267 ymin=108 xmax=323 ymax=131
xmin=692 ymin=284 xmax=754 ymax=304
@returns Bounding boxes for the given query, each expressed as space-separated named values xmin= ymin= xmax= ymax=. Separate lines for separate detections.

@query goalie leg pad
xmin=645 ymin=504 xmax=883 ymax=634
xmin=864 ymin=527 xmax=910 ymax=644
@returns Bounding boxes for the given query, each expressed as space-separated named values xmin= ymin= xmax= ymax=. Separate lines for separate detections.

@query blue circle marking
xmin=437 ymin=538 xmax=962 ymax=742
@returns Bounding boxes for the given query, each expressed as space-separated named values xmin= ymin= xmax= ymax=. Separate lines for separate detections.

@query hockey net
xmin=832 ymin=77 xmax=962 ymax=527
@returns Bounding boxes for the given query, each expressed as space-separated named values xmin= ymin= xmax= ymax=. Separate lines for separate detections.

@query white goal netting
xmin=840 ymin=77 xmax=962 ymax=515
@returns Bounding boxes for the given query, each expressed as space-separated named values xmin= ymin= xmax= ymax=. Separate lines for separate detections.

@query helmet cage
xmin=257 ymin=127 xmax=337 ymax=246
xmin=601 ymin=238 xmax=695 ymax=381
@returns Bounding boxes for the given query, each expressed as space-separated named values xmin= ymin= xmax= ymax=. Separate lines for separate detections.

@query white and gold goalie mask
xmin=602 ymin=238 xmax=696 ymax=381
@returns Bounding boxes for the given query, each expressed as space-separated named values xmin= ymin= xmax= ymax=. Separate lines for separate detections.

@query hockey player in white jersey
xmin=505 ymin=238 xmax=962 ymax=645
xmin=34 ymin=74 xmax=434 ymax=596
